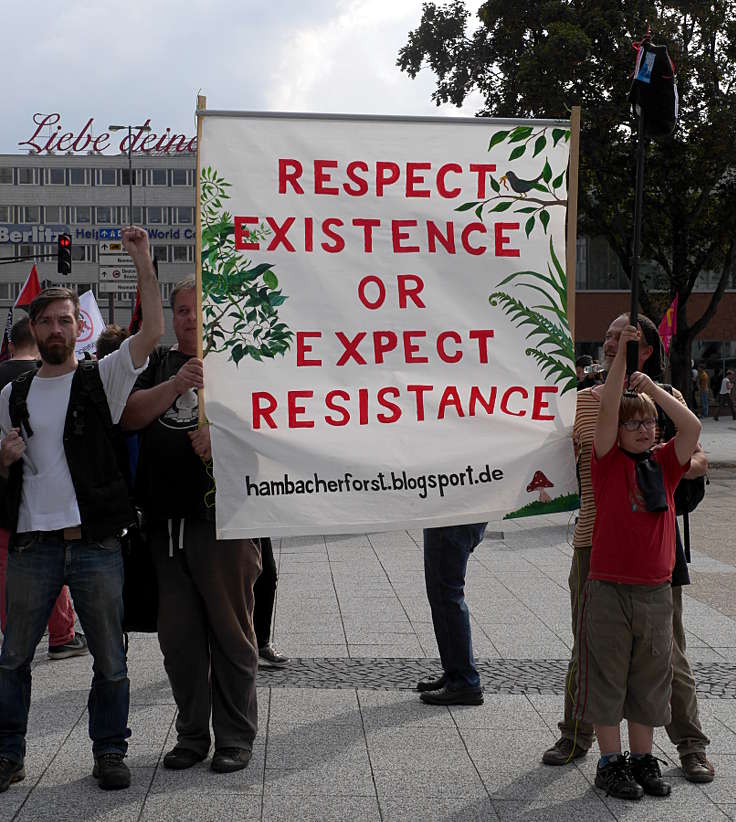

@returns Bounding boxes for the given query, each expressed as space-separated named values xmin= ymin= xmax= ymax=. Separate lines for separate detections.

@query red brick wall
xmin=574 ymin=291 xmax=736 ymax=343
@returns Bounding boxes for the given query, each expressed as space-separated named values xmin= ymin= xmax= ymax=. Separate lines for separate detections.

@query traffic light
xmin=57 ymin=233 xmax=72 ymax=275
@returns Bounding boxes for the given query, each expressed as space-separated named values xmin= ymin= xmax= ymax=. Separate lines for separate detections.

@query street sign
xmin=99 ymin=239 xmax=137 ymax=293
xmin=98 ymin=228 xmax=122 ymax=240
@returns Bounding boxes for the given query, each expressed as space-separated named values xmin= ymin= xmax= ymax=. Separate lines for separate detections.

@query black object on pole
xmin=626 ymin=29 xmax=679 ymax=378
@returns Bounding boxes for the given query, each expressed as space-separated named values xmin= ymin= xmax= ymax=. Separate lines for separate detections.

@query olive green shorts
xmin=574 ymin=579 xmax=673 ymax=727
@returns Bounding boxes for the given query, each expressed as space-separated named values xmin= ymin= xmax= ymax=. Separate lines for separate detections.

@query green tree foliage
xmin=398 ymin=1 xmax=736 ymax=395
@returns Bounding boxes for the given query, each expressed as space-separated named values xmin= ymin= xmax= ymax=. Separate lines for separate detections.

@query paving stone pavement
xmin=2 ymin=437 xmax=734 ymax=821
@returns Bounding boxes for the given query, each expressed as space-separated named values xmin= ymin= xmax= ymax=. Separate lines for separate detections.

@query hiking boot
xmin=48 ymin=632 xmax=89 ymax=661
xmin=594 ymin=753 xmax=644 ymax=800
xmin=681 ymin=751 xmax=715 ymax=783
xmin=542 ymin=737 xmax=588 ymax=766
xmin=211 ymin=748 xmax=251 ymax=773
xmin=419 ymin=685 xmax=483 ymax=706
xmin=258 ymin=643 xmax=289 ymax=667
xmin=416 ymin=674 xmax=447 ymax=693
xmin=163 ymin=746 xmax=207 ymax=770
xmin=630 ymin=753 xmax=671 ymax=796
xmin=92 ymin=752 xmax=131 ymax=790
xmin=0 ymin=757 xmax=25 ymax=792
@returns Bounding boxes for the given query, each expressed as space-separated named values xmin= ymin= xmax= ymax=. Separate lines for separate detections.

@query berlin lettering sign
xmin=19 ymin=113 xmax=197 ymax=155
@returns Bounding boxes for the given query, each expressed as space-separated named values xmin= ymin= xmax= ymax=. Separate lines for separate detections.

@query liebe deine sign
xmin=199 ymin=111 xmax=578 ymax=538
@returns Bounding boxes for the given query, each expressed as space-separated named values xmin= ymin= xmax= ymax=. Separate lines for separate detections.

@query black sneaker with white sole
xmin=48 ymin=632 xmax=89 ymax=661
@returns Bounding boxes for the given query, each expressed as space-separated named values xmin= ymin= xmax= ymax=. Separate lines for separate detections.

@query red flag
xmin=128 ymin=288 xmax=142 ymax=334
xmin=658 ymin=293 xmax=678 ymax=354
xmin=15 ymin=264 xmax=42 ymax=310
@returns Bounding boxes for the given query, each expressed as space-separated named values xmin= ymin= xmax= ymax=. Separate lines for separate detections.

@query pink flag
xmin=658 ymin=293 xmax=678 ymax=354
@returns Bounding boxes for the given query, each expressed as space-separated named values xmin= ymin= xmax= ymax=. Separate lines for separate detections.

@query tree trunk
xmin=669 ymin=331 xmax=693 ymax=403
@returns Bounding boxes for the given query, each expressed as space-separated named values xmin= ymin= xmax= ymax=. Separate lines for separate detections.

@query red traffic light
xmin=59 ymin=235 xmax=71 ymax=248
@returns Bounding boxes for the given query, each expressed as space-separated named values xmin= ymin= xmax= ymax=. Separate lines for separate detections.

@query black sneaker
xmin=630 ymin=753 xmax=672 ymax=796
xmin=595 ymin=753 xmax=644 ymax=800
xmin=416 ymin=674 xmax=447 ymax=693
xmin=211 ymin=747 xmax=251 ymax=773
xmin=0 ymin=757 xmax=25 ymax=792
xmin=92 ymin=752 xmax=131 ymax=790
xmin=48 ymin=632 xmax=89 ymax=661
xmin=258 ymin=643 xmax=289 ymax=667
xmin=163 ymin=746 xmax=207 ymax=770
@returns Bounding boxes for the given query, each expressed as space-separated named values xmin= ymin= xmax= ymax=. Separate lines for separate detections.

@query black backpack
xmin=629 ymin=38 xmax=679 ymax=140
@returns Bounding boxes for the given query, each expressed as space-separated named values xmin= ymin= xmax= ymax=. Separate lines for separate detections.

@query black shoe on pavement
xmin=163 ymin=746 xmax=207 ymax=770
xmin=630 ymin=753 xmax=671 ymax=796
xmin=211 ymin=748 xmax=251 ymax=773
xmin=542 ymin=737 xmax=588 ymax=766
xmin=258 ymin=643 xmax=290 ymax=667
xmin=416 ymin=674 xmax=447 ymax=693
xmin=681 ymin=751 xmax=715 ymax=783
xmin=92 ymin=752 xmax=131 ymax=790
xmin=595 ymin=753 xmax=644 ymax=800
xmin=48 ymin=632 xmax=89 ymax=661
xmin=419 ymin=685 xmax=483 ymax=706
xmin=0 ymin=757 xmax=25 ymax=792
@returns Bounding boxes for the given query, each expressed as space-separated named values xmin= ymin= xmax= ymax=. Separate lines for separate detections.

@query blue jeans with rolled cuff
xmin=423 ymin=523 xmax=487 ymax=691
xmin=0 ymin=533 xmax=130 ymax=763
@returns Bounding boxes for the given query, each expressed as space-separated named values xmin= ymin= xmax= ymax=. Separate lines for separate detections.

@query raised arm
xmin=629 ymin=372 xmax=702 ymax=466
xmin=593 ymin=324 xmax=639 ymax=458
xmin=121 ymin=226 xmax=164 ymax=369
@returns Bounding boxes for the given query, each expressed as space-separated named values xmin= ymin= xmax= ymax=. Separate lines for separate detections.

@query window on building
xmin=148 ymin=207 xmax=166 ymax=224
xmin=120 ymin=169 xmax=141 ymax=186
xmin=74 ymin=206 xmax=92 ymax=224
xmin=96 ymin=168 xmax=117 ymax=186
xmin=69 ymin=168 xmax=89 ymax=185
xmin=149 ymin=169 xmax=168 ymax=186
xmin=45 ymin=205 xmax=65 ymax=223
xmin=96 ymin=206 xmax=116 ymax=224
xmin=0 ymin=205 xmax=12 ymax=221
xmin=18 ymin=244 xmax=34 ymax=258
xmin=20 ymin=206 xmax=41 ymax=223
xmin=17 ymin=168 xmax=38 ymax=185
xmin=0 ymin=168 xmax=14 ymax=184
xmin=171 ymin=169 xmax=191 ymax=186
xmin=152 ymin=245 xmax=168 ymax=262
xmin=121 ymin=206 xmax=144 ymax=225
xmin=172 ymin=207 xmax=193 ymax=224
xmin=46 ymin=168 xmax=66 ymax=185
xmin=172 ymin=245 xmax=193 ymax=263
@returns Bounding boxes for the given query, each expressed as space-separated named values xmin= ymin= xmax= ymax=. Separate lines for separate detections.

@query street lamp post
xmin=108 ymin=123 xmax=151 ymax=323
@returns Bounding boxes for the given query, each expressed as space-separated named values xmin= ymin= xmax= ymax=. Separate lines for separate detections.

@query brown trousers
xmin=150 ymin=517 xmax=262 ymax=755
xmin=560 ymin=548 xmax=709 ymax=756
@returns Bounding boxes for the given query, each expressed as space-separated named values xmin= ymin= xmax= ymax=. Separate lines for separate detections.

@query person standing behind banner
xmin=121 ymin=276 xmax=262 ymax=775
xmin=0 ymin=226 xmax=163 ymax=793
xmin=542 ymin=312 xmax=714 ymax=785
xmin=0 ymin=318 xmax=88 ymax=662
xmin=253 ymin=537 xmax=290 ymax=667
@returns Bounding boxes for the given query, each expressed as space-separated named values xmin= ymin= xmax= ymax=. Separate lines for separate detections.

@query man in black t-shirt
xmin=0 ymin=317 xmax=88 ymax=662
xmin=121 ymin=278 xmax=261 ymax=776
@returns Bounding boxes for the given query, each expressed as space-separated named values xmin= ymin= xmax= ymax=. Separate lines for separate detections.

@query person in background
xmin=714 ymin=369 xmax=735 ymax=421
xmin=696 ymin=364 xmax=710 ymax=419
xmin=0 ymin=318 xmax=87 ymax=662
xmin=253 ymin=537 xmax=290 ymax=667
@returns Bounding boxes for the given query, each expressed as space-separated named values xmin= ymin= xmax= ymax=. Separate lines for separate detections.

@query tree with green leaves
xmin=398 ymin=0 xmax=736 ymax=397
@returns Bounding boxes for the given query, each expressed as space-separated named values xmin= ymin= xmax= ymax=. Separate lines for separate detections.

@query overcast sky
xmin=3 ymin=0 xmax=485 ymax=154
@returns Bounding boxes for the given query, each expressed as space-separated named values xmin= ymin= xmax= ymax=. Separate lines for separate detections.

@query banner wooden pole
xmin=566 ymin=105 xmax=581 ymax=341
xmin=195 ymin=94 xmax=206 ymax=426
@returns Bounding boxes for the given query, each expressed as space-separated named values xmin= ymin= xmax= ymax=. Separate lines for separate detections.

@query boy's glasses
xmin=620 ymin=418 xmax=657 ymax=432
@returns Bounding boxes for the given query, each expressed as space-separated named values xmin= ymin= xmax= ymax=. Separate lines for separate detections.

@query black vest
xmin=4 ymin=361 xmax=135 ymax=542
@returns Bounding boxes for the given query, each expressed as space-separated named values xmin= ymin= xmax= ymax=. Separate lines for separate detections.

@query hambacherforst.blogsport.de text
xmin=244 ymin=465 xmax=504 ymax=501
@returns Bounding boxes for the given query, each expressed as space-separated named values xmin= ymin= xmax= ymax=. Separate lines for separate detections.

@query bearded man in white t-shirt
xmin=0 ymin=226 xmax=163 ymax=793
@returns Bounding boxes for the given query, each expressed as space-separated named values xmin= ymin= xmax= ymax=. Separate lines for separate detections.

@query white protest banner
xmin=198 ymin=111 xmax=579 ymax=538
xmin=75 ymin=289 xmax=106 ymax=358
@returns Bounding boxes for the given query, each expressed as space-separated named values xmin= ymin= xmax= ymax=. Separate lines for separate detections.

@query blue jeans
xmin=423 ymin=523 xmax=486 ymax=690
xmin=0 ymin=534 xmax=130 ymax=762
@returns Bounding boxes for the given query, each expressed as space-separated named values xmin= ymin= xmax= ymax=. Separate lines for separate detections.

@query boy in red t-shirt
xmin=575 ymin=324 xmax=701 ymax=801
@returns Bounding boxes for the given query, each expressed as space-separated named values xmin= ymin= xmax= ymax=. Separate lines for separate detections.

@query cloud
xmin=2 ymin=0 xmax=486 ymax=153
